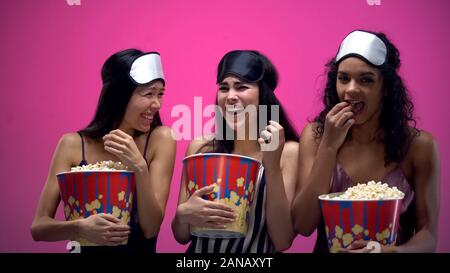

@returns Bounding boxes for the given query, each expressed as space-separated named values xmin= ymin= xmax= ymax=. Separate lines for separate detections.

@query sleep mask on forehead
xmin=217 ymin=50 xmax=264 ymax=83
xmin=335 ymin=30 xmax=387 ymax=66
xmin=129 ymin=52 xmax=165 ymax=85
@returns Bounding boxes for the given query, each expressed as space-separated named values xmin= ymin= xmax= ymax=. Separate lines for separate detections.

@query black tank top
xmin=77 ymin=131 xmax=157 ymax=253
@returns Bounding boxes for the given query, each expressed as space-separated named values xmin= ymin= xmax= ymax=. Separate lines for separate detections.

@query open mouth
xmin=345 ymin=100 xmax=365 ymax=115
xmin=141 ymin=112 xmax=154 ymax=124
xmin=226 ymin=105 xmax=245 ymax=115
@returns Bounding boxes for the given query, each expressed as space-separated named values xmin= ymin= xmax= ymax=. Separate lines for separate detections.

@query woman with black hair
xmin=172 ymin=50 xmax=299 ymax=253
xmin=292 ymin=30 xmax=440 ymax=252
xmin=31 ymin=49 xmax=176 ymax=253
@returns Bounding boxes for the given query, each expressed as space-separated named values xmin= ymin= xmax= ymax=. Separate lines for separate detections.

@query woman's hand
xmin=176 ymin=185 xmax=236 ymax=229
xmin=338 ymin=240 xmax=397 ymax=253
xmin=259 ymin=120 xmax=285 ymax=169
xmin=322 ymin=102 xmax=355 ymax=151
xmin=103 ymin=129 xmax=147 ymax=172
xmin=79 ymin=213 xmax=131 ymax=246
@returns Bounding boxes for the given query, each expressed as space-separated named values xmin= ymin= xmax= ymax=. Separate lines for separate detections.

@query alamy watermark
xmin=170 ymin=97 xmax=280 ymax=151
xmin=66 ymin=0 xmax=81 ymax=6
xmin=367 ymin=0 xmax=381 ymax=6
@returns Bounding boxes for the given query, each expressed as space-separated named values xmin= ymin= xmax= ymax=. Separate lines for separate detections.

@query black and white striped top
xmin=186 ymin=167 xmax=275 ymax=253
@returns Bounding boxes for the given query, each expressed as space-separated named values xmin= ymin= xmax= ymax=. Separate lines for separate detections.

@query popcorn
xmin=85 ymin=199 xmax=101 ymax=212
xmin=248 ymin=182 xmax=254 ymax=193
xmin=188 ymin=181 xmax=195 ymax=191
xmin=331 ymin=238 xmax=341 ymax=253
xmin=352 ymin=224 xmax=363 ymax=235
xmin=121 ymin=210 xmax=130 ymax=225
xmin=112 ymin=206 xmax=121 ymax=218
xmin=230 ymin=191 xmax=240 ymax=204
xmin=335 ymin=225 xmax=343 ymax=239
xmin=64 ymin=205 xmax=71 ymax=218
xmin=118 ymin=191 xmax=125 ymax=201
xmin=376 ymin=228 xmax=391 ymax=241
xmin=68 ymin=196 xmax=75 ymax=206
xmin=129 ymin=192 xmax=133 ymax=206
xmin=320 ymin=180 xmax=404 ymax=252
xmin=328 ymin=181 xmax=404 ymax=200
xmin=70 ymin=160 xmax=129 ymax=172
xmin=342 ymin=233 xmax=354 ymax=247
xmin=236 ymin=177 xmax=244 ymax=187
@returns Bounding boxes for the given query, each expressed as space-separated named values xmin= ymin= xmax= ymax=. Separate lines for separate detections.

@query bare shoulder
xmin=281 ymin=141 xmax=299 ymax=170
xmin=410 ymin=130 xmax=437 ymax=149
xmin=408 ymin=130 xmax=439 ymax=162
xmin=58 ymin=132 xmax=82 ymax=152
xmin=52 ymin=132 xmax=82 ymax=167
xmin=145 ymin=126 xmax=177 ymax=160
xmin=299 ymin=122 xmax=321 ymax=145
xmin=149 ymin=126 xmax=176 ymax=144
xmin=282 ymin=141 xmax=299 ymax=160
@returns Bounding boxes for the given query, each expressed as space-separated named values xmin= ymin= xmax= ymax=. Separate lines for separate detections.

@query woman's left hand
xmin=258 ymin=120 xmax=285 ymax=169
xmin=103 ymin=129 xmax=147 ymax=172
xmin=338 ymin=240 xmax=397 ymax=253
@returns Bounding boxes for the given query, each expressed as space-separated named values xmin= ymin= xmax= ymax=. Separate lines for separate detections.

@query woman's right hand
xmin=176 ymin=184 xmax=236 ymax=229
xmin=78 ymin=213 xmax=131 ymax=246
xmin=322 ymin=102 xmax=355 ymax=151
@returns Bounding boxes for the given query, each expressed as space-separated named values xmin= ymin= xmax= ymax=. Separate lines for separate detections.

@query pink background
xmin=0 ymin=0 xmax=449 ymax=252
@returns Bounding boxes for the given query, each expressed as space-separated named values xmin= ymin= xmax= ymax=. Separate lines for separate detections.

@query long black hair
xmin=199 ymin=50 xmax=299 ymax=153
xmin=79 ymin=49 xmax=162 ymax=139
xmin=314 ymin=31 xmax=417 ymax=165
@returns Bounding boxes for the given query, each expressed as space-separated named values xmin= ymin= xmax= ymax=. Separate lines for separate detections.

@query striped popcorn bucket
xmin=183 ymin=153 xmax=261 ymax=238
xmin=319 ymin=192 xmax=403 ymax=253
xmin=56 ymin=170 xmax=135 ymax=246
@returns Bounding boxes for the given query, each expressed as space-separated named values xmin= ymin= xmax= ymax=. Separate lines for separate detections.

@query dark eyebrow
xmin=360 ymin=72 xmax=376 ymax=77
xmin=149 ymin=86 xmax=165 ymax=91
xmin=141 ymin=87 xmax=165 ymax=94
xmin=337 ymin=71 xmax=376 ymax=77
xmin=219 ymin=79 xmax=249 ymax=86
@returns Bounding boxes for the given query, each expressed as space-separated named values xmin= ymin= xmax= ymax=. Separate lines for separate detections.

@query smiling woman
xmin=292 ymin=30 xmax=441 ymax=253
xmin=172 ymin=50 xmax=300 ymax=253
xmin=30 ymin=49 xmax=176 ymax=253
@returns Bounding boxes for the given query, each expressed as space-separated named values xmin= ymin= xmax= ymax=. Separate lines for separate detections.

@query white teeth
xmin=142 ymin=113 xmax=153 ymax=120
xmin=226 ymin=105 xmax=244 ymax=113
xmin=345 ymin=100 xmax=364 ymax=114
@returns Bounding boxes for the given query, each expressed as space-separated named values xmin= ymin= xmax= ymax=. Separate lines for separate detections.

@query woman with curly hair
xmin=291 ymin=30 xmax=440 ymax=252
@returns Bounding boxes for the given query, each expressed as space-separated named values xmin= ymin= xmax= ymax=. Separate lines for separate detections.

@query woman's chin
xmin=138 ymin=123 xmax=151 ymax=133
xmin=224 ymin=120 xmax=246 ymax=135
